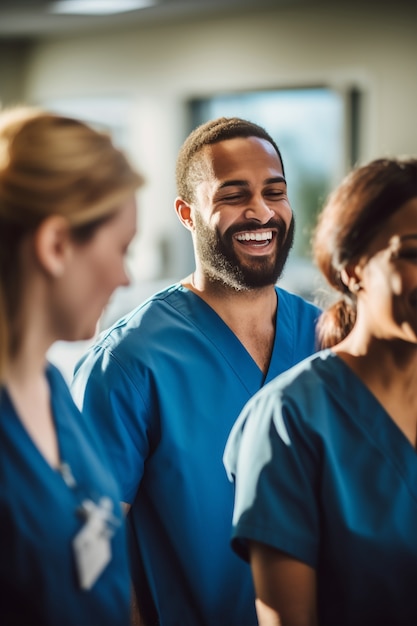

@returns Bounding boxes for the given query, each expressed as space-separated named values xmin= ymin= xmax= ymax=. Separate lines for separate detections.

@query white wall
xmin=18 ymin=0 xmax=417 ymax=283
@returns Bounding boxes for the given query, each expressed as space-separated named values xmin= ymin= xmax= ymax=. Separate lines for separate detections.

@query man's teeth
xmin=236 ymin=231 xmax=272 ymax=241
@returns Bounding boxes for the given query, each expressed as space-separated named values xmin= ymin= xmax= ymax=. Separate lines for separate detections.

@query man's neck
xmin=182 ymin=272 xmax=278 ymax=374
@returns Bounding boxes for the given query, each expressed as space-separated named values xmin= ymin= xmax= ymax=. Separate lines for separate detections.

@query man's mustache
xmin=224 ymin=217 xmax=289 ymax=244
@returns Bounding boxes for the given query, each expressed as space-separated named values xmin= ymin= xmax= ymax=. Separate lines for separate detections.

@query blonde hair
xmin=0 ymin=106 xmax=144 ymax=381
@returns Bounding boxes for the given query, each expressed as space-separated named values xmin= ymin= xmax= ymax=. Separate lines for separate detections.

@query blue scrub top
xmin=224 ymin=350 xmax=417 ymax=626
xmin=0 ymin=363 xmax=131 ymax=626
xmin=72 ymin=283 xmax=320 ymax=626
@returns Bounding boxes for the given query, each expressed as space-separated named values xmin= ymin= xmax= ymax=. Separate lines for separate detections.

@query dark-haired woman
xmin=224 ymin=157 xmax=417 ymax=626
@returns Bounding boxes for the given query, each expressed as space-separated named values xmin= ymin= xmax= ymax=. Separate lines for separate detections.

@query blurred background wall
xmin=1 ymin=0 xmax=415 ymax=377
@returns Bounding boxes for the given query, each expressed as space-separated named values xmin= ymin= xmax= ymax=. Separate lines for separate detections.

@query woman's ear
xmin=34 ymin=215 xmax=72 ymax=278
xmin=340 ymin=263 xmax=364 ymax=294
xmin=174 ymin=197 xmax=194 ymax=232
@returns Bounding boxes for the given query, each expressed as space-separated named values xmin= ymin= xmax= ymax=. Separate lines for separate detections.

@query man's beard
xmin=194 ymin=211 xmax=295 ymax=291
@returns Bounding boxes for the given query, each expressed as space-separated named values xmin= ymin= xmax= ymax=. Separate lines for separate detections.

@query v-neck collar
xmin=322 ymin=351 xmax=417 ymax=498
xmin=173 ymin=285 xmax=280 ymax=393
xmin=1 ymin=364 xmax=70 ymax=481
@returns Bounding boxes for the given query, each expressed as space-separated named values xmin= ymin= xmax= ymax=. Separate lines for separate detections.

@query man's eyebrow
xmin=399 ymin=233 xmax=417 ymax=241
xmin=217 ymin=175 xmax=286 ymax=190
xmin=264 ymin=176 xmax=286 ymax=185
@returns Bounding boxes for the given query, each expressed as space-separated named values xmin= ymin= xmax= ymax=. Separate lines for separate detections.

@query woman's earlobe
xmin=350 ymin=281 xmax=363 ymax=293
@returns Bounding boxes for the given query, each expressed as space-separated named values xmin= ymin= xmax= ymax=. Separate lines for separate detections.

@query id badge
xmin=73 ymin=498 xmax=114 ymax=590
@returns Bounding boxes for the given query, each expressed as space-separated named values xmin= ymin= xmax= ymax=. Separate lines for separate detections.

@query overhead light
xmin=49 ymin=0 xmax=157 ymax=16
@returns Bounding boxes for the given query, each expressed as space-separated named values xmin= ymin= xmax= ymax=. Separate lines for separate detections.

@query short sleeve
xmin=72 ymin=343 xmax=153 ymax=504
xmin=225 ymin=382 xmax=321 ymax=569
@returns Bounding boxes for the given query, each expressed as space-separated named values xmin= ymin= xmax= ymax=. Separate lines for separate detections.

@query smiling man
xmin=72 ymin=117 xmax=321 ymax=626
xmin=180 ymin=135 xmax=294 ymax=292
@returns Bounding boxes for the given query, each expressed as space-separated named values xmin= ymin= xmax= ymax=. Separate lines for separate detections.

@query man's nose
xmin=244 ymin=196 xmax=275 ymax=223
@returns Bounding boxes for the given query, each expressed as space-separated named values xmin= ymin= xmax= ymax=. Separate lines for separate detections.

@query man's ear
xmin=174 ymin=197 xmax=194 ymax=232
xmin=34 ymin=215 xmax=72 ymax=278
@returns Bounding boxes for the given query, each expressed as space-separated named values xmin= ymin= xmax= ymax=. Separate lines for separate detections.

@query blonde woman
xmin=0 ymin=107 xmax=143 ymax=625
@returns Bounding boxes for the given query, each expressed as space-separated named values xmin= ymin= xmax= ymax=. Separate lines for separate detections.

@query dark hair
xmin=175 ymin=116 xmax=285 ymax=203
xmin=313 ymin=157 xmax=417 ymax=348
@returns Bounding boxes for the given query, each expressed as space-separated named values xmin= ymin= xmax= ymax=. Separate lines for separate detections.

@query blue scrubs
xmin=72 ymin=283 xmax=320 ymax=626
xmin=224 ymin=350 xmax=417 ymax=626
xmin=0 ymin=363 xmax=131 ymax=626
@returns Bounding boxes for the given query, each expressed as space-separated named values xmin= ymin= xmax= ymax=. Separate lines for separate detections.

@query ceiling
xmin=0 ymin=0 xmax=286 ymax=40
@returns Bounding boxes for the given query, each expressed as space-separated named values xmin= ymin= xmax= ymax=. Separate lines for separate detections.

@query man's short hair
xmin=176 ymin=117 xmax=285 ymax=203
